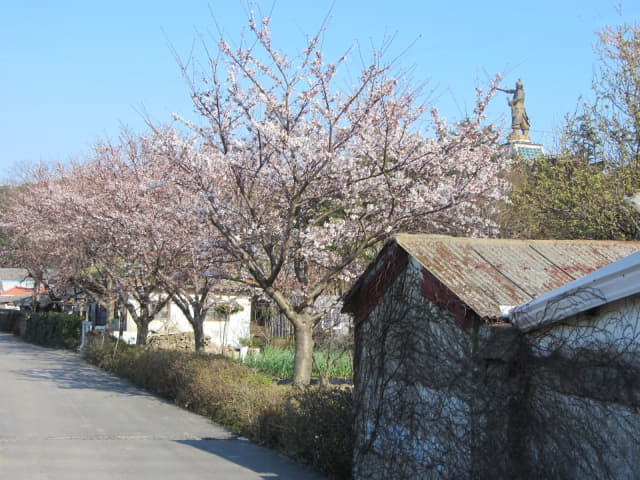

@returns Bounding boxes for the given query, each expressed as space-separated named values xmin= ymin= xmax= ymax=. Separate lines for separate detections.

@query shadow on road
xmin=1 ymin=332 xmax=149 ymax=397
xmin=1 ymin=332 xmax=326 ymax=479
xmin=177 ymin=438 xmax=324 ymax=479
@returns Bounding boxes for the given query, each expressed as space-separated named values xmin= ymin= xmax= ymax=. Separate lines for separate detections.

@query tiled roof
xmin=0 ymin=286 xmax=35 ymax=297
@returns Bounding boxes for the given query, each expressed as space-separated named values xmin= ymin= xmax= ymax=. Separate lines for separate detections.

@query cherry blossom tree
xmin=38 ymin=159 xmax=124 ymax=328
xmin=68 ymin=131 xmax=240 ymax=349
xmin=149 ymin=134 xmax=238 ymax=352
xmin=1 ymin=163 xmax=114 ymax=319
xmin=2 ymin=130 xmax=238 ymax=350
xmin=74 ymin=134 xmax=182 ymax=345
xmin=0 ymin=166 xmax=63 ymax=310
xmin=167 ymin=12 xmax=511 ymax=384
xmin=5 ymin=133 xmax=191 ymax=345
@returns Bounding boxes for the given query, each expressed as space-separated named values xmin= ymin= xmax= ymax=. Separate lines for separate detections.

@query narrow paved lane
xmin=0 ymin=333 xmax=324 ymax=479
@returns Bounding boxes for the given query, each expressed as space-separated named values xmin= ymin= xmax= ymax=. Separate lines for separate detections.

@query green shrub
xmin=312 ymin=349 xmax=354 ymax=379
xmin=24 ymin=312 xmax=83 ymax=349
xmin=0 ymin=309 xmax=23 ymax=333
xmin=82 ymin=332 xmax=119 ymax=368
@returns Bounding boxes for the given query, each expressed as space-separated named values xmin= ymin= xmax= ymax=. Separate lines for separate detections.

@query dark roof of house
xmin=0 ymin=268 xmax=30 ymax=281
xmin=344 ymin=234 xmax=640 ymax=322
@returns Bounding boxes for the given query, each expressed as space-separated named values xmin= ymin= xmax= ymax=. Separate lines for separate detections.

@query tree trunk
xmin=32 ymin=277 xmax=42 ymax=312
xmin=118 ymin=305 xmax=125 ymax=339
xmin=266 ymin=289 xmax=316 ymax=385
xmin=130 ymin=302 xmax=152 ymax=346
xmin=293 ymin=320 xmax=314 ymax=385
xmin=104 ymin=276 xmax=116 ymax=334
xmin=105 ymin=299 xmax=116 ymax=334
xmin=193 ymin=317 xmax=206 ymax=352
xmin=136 ymin=319 xmax=149 ymax=345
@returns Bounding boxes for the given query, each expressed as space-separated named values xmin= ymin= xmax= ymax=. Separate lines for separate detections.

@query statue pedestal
xmin=506 ymin=141 xmax=545 ymax=160
xmin=507 ymin=132 xmax=530 ymax=143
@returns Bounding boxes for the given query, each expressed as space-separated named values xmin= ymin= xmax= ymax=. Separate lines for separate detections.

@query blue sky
xmin=1 ymin=1 xmax=638 ymax=182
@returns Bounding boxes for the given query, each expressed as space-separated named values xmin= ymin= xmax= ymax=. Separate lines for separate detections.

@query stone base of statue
xmin=507 ymin=131 xmax=531 ymax=143
xmin=506 ymin=140 xmax=545 ymax=160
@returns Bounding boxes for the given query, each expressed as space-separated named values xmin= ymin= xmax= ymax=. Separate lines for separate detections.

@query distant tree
xmin=64 ymin=134 xmax=178 ymax=345
xmin=167 ymin=11 xmax=511 ymax=384
xmin=554 ymin=22 xmax=639 ymax=167
xmin=0 ymin=185 xmax=11 ymax=251
xmin=1 ymin=130 xmax=238 ymax=350
xmin=591 ymin=22 xmax=640 ymax=166
xmin=2 ymin=134 xmax=188 ymax=345
xmin=559 ymin=105 xmax=603 ymax=165
xmin=0 ymin=167 xmax=64 ymax=309
xmin=501 ymin=22 xmax=640 ymax=240
xmin=501 ymin=158 xmax=640 ymax=240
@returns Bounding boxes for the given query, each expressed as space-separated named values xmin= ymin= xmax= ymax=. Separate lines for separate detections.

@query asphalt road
xmin=0 ymin=332 xmax=324 ymax=479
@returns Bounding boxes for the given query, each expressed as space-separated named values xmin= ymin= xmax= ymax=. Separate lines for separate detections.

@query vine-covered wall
xmin=353 ymin=257 xmax=640 ymax=479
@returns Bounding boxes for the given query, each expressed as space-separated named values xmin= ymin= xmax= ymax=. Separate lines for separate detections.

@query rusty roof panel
xmin=394 ymin=234 xmax=640 ymax=320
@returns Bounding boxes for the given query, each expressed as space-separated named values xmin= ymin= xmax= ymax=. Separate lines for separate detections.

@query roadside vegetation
xmin=245 ymin=345 xmax=353 ymax=380
xmin=83 ymin=334 xmax=354 ymax=479
xmin=8 ymin=311 xmax=354 ymax=477
xmin=24 ymin=312 xmax=83 ymax=349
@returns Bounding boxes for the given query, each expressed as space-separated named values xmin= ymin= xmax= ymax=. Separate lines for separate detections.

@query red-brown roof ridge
xmin=394 ymin=234 xmax=640 ymax=320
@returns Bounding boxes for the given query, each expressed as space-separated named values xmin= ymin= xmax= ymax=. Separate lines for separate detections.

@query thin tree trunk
xmin=105 ymin=299 xmax=116 ymax=334
xmin=118 ymin=304 xmax=127 ymax=339
xmin=104 ymin=277 xmax=115 ymax=334
xmin=32 ymin=277 xmax=42 ymax=312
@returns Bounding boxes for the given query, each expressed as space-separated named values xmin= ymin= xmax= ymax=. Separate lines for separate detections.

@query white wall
xmin=527 ymin=294 xmax=640 ymax=362
xmin=0 ymin=278 xmax=35 ymax=292
xmin=522 ymin=293 xmax=640 ymax=478
xmin=117 ymin=294 xmax=252 ymax=347
xmin=203 ymin=296 xmax=251 ymax=347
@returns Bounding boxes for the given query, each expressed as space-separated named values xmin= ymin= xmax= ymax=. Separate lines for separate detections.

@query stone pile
xmin=147 ymin=332 xmax=211 ymax=351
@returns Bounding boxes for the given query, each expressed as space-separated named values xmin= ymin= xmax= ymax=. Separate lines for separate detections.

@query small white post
xmin=80 ymin=320 xmax=92 ymax=350
xmin=240 ymin=345 xmax=249 ymax=362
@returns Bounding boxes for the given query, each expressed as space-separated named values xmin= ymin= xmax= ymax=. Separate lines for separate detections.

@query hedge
xmin=24 ymin=312 xmax=83 ymax=349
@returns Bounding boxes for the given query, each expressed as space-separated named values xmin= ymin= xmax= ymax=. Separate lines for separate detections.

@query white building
xmin=115 ymin=294 xmax=252 ymax=349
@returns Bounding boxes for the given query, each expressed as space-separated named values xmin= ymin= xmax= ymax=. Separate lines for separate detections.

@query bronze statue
xmin=499 ymin=79 xmax=530 ymax=141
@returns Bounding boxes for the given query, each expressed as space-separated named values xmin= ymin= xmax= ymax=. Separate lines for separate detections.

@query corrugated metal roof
xmin=510 ymin=250 xmax=640 ymax=331
xmin=395 ymin=234 xmax=640 ymax=320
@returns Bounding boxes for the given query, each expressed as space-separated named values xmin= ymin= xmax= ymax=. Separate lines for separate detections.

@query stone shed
xmin=343 ymin=234 xmax=640 ymax=479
